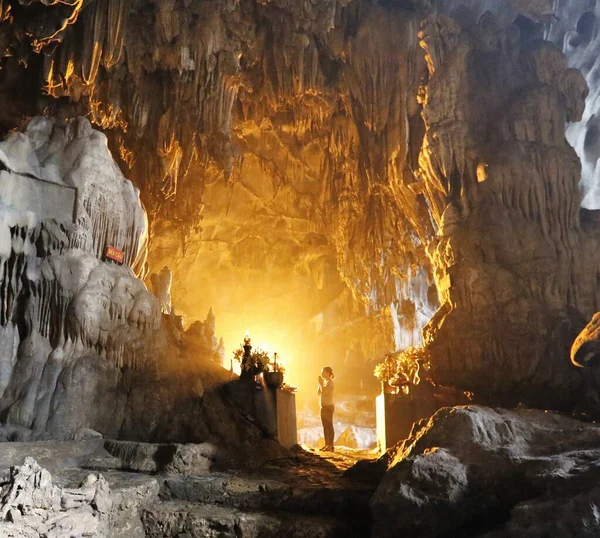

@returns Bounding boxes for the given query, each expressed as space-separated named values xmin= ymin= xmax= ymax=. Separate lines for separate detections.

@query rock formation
xmin=0 ymin=0 xmax=443 ymax=386
xmin=0 ymin=439 xmax=374 ymax=538
xmin=571 ymin=311 xmax=600 ymax=368
xmin=417 ymin=3 xmax=600 ymax=410
xmin=370 ymin=405 xmax=600 ymax=537
xmin=0 ymin=117 xmax=287 ymax=470
xmin=0 ymin=115 xmax=161 ymax=436
xmin=5 ymin=405 xmax=600 ymax=537
xmin=0 ymin=0 xmax=598 ymax=460
xmin=550 ymin=0 xmax=600 ymax=210
xmin=2 ymin=2 xmax=600 ymax=537
xmin=0 ymin=457 xmax=111 ymax=538
xmin=0 ymin=0 xmax=591 ymax=413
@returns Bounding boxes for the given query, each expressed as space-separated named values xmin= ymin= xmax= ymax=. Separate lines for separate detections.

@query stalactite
xmin=104 ymin=0 xmax=126 ymax=69
xmin=30 ymin=0 xmax=84 ymax=53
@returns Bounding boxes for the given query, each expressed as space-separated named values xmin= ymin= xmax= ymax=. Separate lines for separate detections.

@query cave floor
xmin=297 ymin=445 xmax=380 ymax=471
xmin=0 ymin=439 xmax=378 ymax=537
xmin=153 ymin=445 xmax=380 ymax=537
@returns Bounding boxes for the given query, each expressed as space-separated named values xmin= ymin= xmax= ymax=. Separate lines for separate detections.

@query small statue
xmin=239 ymin=334 xmax=260 ymax=382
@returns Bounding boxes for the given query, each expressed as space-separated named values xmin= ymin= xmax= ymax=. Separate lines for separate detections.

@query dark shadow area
xmin=578 ymin=11 xmax=596 ymax=43
xmin=513 ymin=15 xmax=544 ymax=43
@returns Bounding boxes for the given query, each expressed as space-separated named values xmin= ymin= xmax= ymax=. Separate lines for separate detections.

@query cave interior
xmin=0 ymin=0 xmax=600 ymax=537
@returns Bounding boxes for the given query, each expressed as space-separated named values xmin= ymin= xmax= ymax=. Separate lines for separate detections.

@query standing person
xmin=318 ymin=366 xmax=335 ymax=452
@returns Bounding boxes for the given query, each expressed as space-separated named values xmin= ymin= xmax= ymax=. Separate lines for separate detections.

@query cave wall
xmin=0 ymin=0 xmax=598 ymax=411
xmin=550 ymin=1 xmax=600 ymax=210
xmin=0 ymin=117 xmax=287 ymax=469
xmin=0 ymin=116 xmax=161 ymax=436
xmin=418 ymin=2 xmax=600 ymax=409
xmin=32 ymin=0 xmax=436 ymax=353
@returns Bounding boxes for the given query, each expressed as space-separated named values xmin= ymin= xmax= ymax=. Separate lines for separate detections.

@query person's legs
xmin=321 ymin=405 xmax=335 ymax=448
xmin=327 ymin=406 xmax=335 ymax=447
xmin=320 ymin=406 xmax=329 ymax=448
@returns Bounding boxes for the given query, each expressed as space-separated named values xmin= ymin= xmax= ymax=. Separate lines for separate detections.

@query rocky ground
xmin=5 ymin=405 xmax=600 ymax=537
xmin=0 ymin=438 xmax=377 ymax=538
xmin=370 ymin=405 xmax=600 ymax=538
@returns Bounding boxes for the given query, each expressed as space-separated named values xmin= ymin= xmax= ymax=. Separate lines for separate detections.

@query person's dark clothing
xmin=321 ymin=405 xmax=335 ymax=447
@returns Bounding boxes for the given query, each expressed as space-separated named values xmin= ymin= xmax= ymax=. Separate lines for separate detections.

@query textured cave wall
xmin=0 ymin=0 xmax=439 ymax=380
xmin=0 ymin=0 xmax=599 ymax=412
xmin=0 ymin=116 xmax=161 ymax=436
xmin=51 ymin=0 xmax=436 ymax=382
xmin=0 ymin=117 xmax=287 ymax=467
xmin=549 ymin=1 xmax=600 ymax=210
xmin=418 ymin=2 xmax=600 ymax=410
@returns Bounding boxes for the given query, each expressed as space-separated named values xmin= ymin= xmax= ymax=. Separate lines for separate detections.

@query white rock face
xmin=552 ymin=3 xmax=600 ymax=208
xmin=0 ymin=117 xmax=163 ymax=438
xmin=0 ymin=117 xmax=147 ymax=270
xmin=0 ymin=117 xmax=277 ymax=453
xmin=0 ymin=457 xmax=111 ymax=537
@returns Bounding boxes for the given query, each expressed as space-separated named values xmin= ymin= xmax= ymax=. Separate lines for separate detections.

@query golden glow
xmin=157 ymin=133 xmax=182 ymax=200
xmin=89 ymin=96 xmax=128 ymax=131
xmin=119 ymin=143 xmax=135 ymax=169
xmin=224 ymin=326 xmax=299 ymax=387
xmin=477 ymin=162 xmax=489 ymax=183
xmin=44 ymin=61 xmax=60 ymax=94
xmin=0 ymin=2 xmax=12 ymax=24
xmin=65 ymin=58 xmax=75 ymax=81
xmin=82 ymin=41 xmax=102 ymax=85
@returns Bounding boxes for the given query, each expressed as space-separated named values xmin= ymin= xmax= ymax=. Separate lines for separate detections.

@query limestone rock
xmin=73 ymin=429 xmax=103 ymax=441
xmin=0 ymin=118 xmax=284 ymax=464
xmin=149 ymin=266 xmax=173 ymax=315
xmin=0 ymin=457 xmax=110 ymax=538
xmin=549 ymin=2 xmax=600 ymax=210
xmin=141 ymin=501 xmax=341 ymax=538
xmin=184 ymin=308 xmax=222 ymax=365
xmin=371 ymin=405 xmax=600 ymax=537
xmin=416 ymin=5 xmax=600 ymax=411
xmin=10 ymin=0 xmax=439 ymax=384
xmin=103 ymin=440 xmax=217 ymax=475
xmin=0 ymin=0 xmax=598 ymax=434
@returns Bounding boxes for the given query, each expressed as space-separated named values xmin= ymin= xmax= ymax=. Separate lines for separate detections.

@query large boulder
xmin=371 ymin=405 xmax=600 ymax=537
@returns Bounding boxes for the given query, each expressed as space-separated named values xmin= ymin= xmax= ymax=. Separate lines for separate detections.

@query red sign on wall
xmin=104 ymin=246 xmax=125 ymax=265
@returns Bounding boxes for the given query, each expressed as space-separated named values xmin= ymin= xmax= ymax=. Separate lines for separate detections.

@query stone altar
xmin=226 ymin=381 xmax=298 ymax=449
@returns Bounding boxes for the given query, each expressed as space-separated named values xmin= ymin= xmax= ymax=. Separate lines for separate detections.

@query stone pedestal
xmin=376 ymin=383 xmax=439 ymax=453
xmin=225 ymin=381 xmax=298 ymax=448
xmin=376 ymin=392 xmax=415 ymax=453
xmin=275 ymin=389 xmax=298 ymax=448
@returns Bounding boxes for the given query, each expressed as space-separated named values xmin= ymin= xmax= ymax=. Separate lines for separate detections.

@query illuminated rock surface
xmin=371 ymin=405 xmax=600 ymax=538
xmin=553 ymin=0 xmax=600 ymax=209
xmin=418 ymin=4 xmax=600 ymax=409
xmin=3 ymin=1 xmax=600 ymax=536
xmin=571 ymin=310 xmax=600 ymax=368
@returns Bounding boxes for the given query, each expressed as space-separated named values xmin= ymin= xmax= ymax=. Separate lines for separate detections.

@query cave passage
xmin=1 ymin=0 xmax=600 ymax=537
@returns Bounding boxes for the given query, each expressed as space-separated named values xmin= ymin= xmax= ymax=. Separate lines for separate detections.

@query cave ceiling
xmin=0 ymin=0 xmax=577 ymax=378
